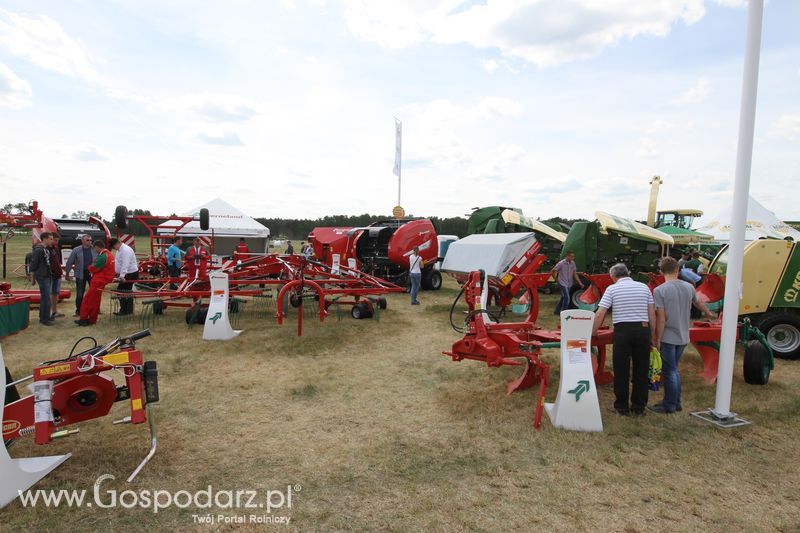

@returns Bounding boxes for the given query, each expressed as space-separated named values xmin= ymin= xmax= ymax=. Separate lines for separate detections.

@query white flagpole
xmin=710 ymin=0 xmax=764 ymax=423
xmin=393 ymin=118 xmax=402 ymax=206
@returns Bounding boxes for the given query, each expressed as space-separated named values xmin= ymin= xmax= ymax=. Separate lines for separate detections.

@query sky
xmin=0 ymin=0 xmax=798 ymax=222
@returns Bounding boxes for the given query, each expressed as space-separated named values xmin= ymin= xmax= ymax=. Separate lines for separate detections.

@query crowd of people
xmin=29 ymin=233 xmax=211 ymax=327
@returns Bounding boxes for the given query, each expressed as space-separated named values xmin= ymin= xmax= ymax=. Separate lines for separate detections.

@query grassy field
xmin=1 ymin=236 xmax=799 ymax=531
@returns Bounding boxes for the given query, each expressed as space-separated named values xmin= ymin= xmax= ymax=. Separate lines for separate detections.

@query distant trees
xmin=1 ymin=203 xmax=31 ymax=214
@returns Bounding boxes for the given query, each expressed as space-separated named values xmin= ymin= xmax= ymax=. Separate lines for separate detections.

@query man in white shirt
xmin=110 ymin=238 xmax=139 ymax=315
xmin=408 ymin=246 xmax=424 ymax=305
xmin=592 ymin=263 xmax=656 ymax=416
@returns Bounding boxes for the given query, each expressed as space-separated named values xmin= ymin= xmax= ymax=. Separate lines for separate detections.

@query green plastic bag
xmin=649 ymin=346 xmax=662 ymax=388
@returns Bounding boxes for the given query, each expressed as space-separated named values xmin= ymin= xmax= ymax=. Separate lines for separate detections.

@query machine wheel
xmin=199 ymin=208 xmax=210 ymax=231
xmin=376 ymin=297 xmax=387 ymax=310
xmin=422 ymin=269 xmax=442 ymax=290
xmin=115 ymin=205 xmax=128 ymax=229
xmin=185 ymin=305 xmax=208 ymax=324
xmin=351 ymin=302 xmax=373 ymax=319
xmin=540 ymin=284 xmax=553 ymax=295
xmin=743 ymin=340 xmax=771 ymax=385
xmin=757 ymin=312 xmax=800 ymax=360
xmin=289 ymin=292 xmax=302 ymax=308
xmin=569 ymin=276 xmax=593 ymax=309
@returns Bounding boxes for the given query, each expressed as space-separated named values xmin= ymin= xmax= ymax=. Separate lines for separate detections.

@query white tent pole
xmin=713 ymin=0 xmax=764 ymax=419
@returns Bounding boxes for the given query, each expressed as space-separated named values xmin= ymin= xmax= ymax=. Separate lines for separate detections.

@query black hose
xmin=449 ymin=283 xmax=466 ymax=333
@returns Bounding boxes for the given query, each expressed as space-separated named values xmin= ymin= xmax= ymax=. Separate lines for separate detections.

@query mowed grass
xmin=1 ymin=236 xmax=800 ymax=531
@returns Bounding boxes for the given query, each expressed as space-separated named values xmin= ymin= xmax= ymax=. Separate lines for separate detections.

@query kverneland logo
xmin=565 ymin=315 xmax=592 ymax=321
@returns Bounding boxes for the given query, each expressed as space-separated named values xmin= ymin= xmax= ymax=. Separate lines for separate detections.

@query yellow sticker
xmin=132 ymin=398 xmax=143 ymax=411
xmin=39 ymin=363 xmax=71 ymax=376
xmin=102 ymin=352 xmax=130 ymax=366
xmin=501 ymin=273 xmax=513 ymax=286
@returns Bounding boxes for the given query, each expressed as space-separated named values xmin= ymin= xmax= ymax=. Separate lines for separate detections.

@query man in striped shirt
xmin=592 ymin=263 xmax=656 ymax=416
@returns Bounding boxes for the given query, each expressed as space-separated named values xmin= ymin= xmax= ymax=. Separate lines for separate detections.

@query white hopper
xmin=441 ymin=232 xmax=537 ymax=278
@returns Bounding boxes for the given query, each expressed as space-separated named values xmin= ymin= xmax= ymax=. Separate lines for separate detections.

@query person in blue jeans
xmin=28 ymin=232 xmax=54 ymax=325
xmin=549 ymin=251 xmax=583 ymax=315
xmin=651 ymin=256 xmax=715 ymax=413
xmin=408 ymin=246 xmax=424 ymax=305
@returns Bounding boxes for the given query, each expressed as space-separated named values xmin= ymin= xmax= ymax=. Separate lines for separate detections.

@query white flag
xmin=393 ymin=119 xmax=402 ymax=177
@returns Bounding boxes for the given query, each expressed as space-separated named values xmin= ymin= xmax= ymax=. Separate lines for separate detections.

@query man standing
xmin=167 ymin=237 xmax=184 ymax=289
xmin=65 ymin=234 xmax=98 ymax=317
xmin=236 ymin=237 xmax=250 ymax=257
xmin=650 ymin=257 xmax=715 ymax=414
xmin=185 ymin=237 xmax=209 ymax=280
xmin=592 ymin=263 xmax=656 ymax=416
xmin=76 ymin=240 xmax=115 ymax=326
xmin=110 ymin=238 xmax=139 ymax=315
xmin=409 ymin=246 xmax=424 ymax=305
xmin=28 ymin=232 xmax=54 ymax=326
xmin=285 ymin=241 xmax=294 ymax=254
xmin=48 ymin=234 xmax=65 ymax=320
xmin=167 ymin=237 xmax=184 ymax=276
xmin=550 ymin=251 xmax=584 ymax=315
xmin=685 ymin=252 xmax=702 ymax=273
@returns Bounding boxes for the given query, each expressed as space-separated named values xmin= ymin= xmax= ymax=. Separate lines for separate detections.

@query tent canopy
xmin=157 ymin=198 xmax=269 ymax=238
xmin=441 ymin=233 xmax=537 ymax=278
xmin=695 ymin=196 xmax=800 ymax=242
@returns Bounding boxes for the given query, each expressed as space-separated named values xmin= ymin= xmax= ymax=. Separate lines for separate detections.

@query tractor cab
xmin=656 ymin=209 xmax=704 ymax=231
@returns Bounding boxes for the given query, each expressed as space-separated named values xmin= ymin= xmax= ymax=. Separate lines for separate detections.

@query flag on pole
xmin=393 ymin=119 xmax=402 ymax=177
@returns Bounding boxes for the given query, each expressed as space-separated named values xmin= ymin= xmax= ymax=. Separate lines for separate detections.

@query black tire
xmin=428 ymin=270 xmax=442 ymax=290
xmin=199 ymin=208 xmax=210 ymax=231
xmin=152 ymin=300 xmax=165 ymax=315
xmin=421 ymin=268 xmax=442 ymax=290
xmin=351 ymin=302 xmax=373 ymax=319
xmin=757 ymin=311 xmax=800 ymax=360
xmin=289 ymin=293 xmax=302 ymax=308
xmin=376 ymin=297 xmax=387 ymax=310
xmin=743 ymin=340 xmax=770 ymax=385
xmin=569 ymin=275 xmax=593 ymax=309
xmin=185 ymin=305 xmax=208 ymax=324
xmin=115 ymin=205 xmax=128 ymax=229
xmin=540 ymin=284 xmax=553 ymax=295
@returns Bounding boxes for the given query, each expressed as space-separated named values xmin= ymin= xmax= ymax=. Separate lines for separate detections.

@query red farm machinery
xmin=1 ymin=327 xmax=160 ymax=507
xmin=309 ymin=218 xmax=443 ymax=290
xmin=106 ymin=207 xmax=405 ymax=335
xmin=438 ymin=229 xmax=772 ymax=428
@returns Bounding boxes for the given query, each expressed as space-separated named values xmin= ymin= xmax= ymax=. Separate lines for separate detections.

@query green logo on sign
xmin=210 ymin=312 xmax=222 ymax=324
xmin=568 ymin=380 xmax=590 ymax=401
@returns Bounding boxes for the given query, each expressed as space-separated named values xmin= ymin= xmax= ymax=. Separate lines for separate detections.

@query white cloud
xmin=482 ymin=58 xmax=498 ymax=73
xmin=0 ymin=9 xmax=100 ymax=81
xmin=676 ymin=77 xmax=711 ymax=104
xmin=344 ymin=0 xmax=706 ymax=67
xmin=192 ymin=129 xmax=245 ymax=147
xmin=0 ymin=9 xmax=147 ymax=103
xmin=769 ymin=114 xmax=800 ymax=142
xmin=0 ymin=62 xmax=31 ymax=108
xmin=73 ymin=144 xmax=109 ymax=161
xmin=165 ymin=93 xmax=262 ymax=122
xmin=636 ymin=139 xmax=659 ymax=159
